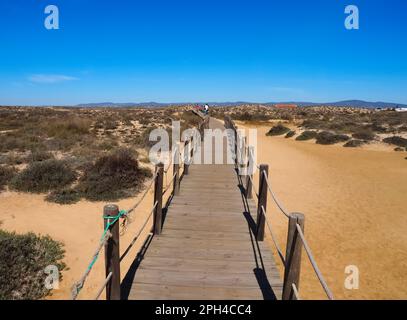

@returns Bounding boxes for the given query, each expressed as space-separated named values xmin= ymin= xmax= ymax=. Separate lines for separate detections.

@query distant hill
xmin=75 ymin=100 xmax=407 ymax=109
xmin=264 ymin=100 xmax=407 ymax=109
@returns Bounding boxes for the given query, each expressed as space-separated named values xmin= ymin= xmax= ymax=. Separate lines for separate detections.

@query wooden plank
xmin=133 ymin=269 xmax=282 ymax=288
xmin=128 ymin=283 xmax=272 ymax=300
xmin=151 ymin=236 xmax=271 ymax=253
xmin=144 ymin=245 xmax=274 ymax=262
xmin=137 ymin=256 xmax=280 ymax=274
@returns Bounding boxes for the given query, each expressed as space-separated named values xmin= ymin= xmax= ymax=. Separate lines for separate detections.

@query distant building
xmin=274 ymin=104 xmax=297 ymax=110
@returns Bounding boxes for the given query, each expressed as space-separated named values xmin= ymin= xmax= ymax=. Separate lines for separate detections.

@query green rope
xmin=72 ymin=209 xmax=128 ymax=298
xmin=85 ymin=210 xmax=128 ymax=274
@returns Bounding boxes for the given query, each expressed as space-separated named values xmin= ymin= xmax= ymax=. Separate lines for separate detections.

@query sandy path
xmin=0 ymin=163 xmax=175 ymax=300
xmin=238 ymin=122 xmax=407 ymax=299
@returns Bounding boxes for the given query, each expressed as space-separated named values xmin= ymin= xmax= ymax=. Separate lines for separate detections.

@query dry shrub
xmin=0 ymin=230 xmax=65 ymax=300
xmin=266 ymin=124 xmax=290 ymax=136
xmin=0 ymin=166 xmax=15 ymax=191
xmin=344 ymin=139 xmax=365 ymax=148
xmin=383 ymin=136 xmax=407 ymax=148
xmin=77 ymin=148 xmax=152 ymax=201
xmin=10 ymin=160 xmax=76 ymax=193
xmin=296 ymin=130 xmax=318 ymax=141
xmin=316 ymin=131 xmax=350 ymax=145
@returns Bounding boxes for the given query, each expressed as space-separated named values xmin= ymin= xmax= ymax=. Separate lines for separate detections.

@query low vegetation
xmin=296 ymin=130 xmax=318 ymax=141
xmin=10 ymin=160 xmax=76 ymax=193
xmin=344 ymin=139 xmax=365 ymax=148
xmin=45 ymin=188 xmax=81 ymax=205
xmin=382 ymin=136 xmax=407 ymax=148
xmin=77 ymin=148 xmax=153 ymax=201
xmin=315 ymin=131 xmax=350 ymax=145
xmin=0 ymin=166 xmax=15 ymax=191
xmin=0 ymin=106 xmax=203 ymax=202
xmin=285 ymin=130 xmax=296 ymax=138
xmin=266 ymin=124 xmax=290 ymax=136
xmin=0 ymin=230 xmax=65 ymax=300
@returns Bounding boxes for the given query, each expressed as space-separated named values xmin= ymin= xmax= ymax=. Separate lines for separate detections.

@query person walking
xmin=204 ymin=104 xmax=209 ymax=115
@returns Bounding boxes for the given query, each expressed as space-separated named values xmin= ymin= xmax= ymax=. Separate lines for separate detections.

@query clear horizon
xmin=1 ymin=0 xmax=406 ymax=105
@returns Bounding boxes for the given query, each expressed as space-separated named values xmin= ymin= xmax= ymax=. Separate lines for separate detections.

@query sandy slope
xmin=238 ymin=122 xmax=407 ymax=299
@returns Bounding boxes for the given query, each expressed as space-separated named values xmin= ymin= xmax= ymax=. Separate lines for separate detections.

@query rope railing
xmin=162 ymin=172 xmax=177 ymax=196
xmin=94 ymin=272 xmax=113 ymax=300
xmin=71 ymin=230 xmax=112 ymax=300
xmin=292 ymin=283 xmax=301 ymax=300
xmin=120 ymin=173 xmax=158 ymax=232
xmin=248 ymin=175 xmax=259 ymax=199
xmin=261 ymin=205 xmax=285 ymax=266
xmin=224 ymin=114 xmax=333 ymax=301
xmin=262 ymin=172 xmax=290 ymax=219
xmin=295 ymin=223 xmax=334 ymax=300
xmin=72 ymin=113 xmax=209 ymax=300
xmin=119 ymin=201 xmax=158 ymax=263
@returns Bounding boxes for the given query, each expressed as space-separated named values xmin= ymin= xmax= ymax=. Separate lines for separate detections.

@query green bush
xmin=266 ymin=124 xmax=290 ymax=136
xmin=10 ymin=160 xmax=76 ymax=193
xmin=296 ymin=130 xmax=318 ymax=141
xmin=77 ymin=148 xmax=153 ymax=201
xmin=316 ymin=131 xmax=350 ymax=145
xmin=45 ymin=188 xmax=81 ymax=205
xmin=383 ymin=136 xmax=407 ymax=148
xmin=0 ymin=166 xmax=15 ymax=191
xmin=285 ymin=130 xmax=296 ymax=138
xmin=344 ymin=139 xmax=365 ymax=148
xmin=0 ymin=230 xmax=65 ymax=300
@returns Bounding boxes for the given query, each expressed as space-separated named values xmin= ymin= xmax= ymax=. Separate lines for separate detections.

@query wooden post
xmin=282 ymin=212 xmax=305 ymax=300
xmin=184 ymin=139 xmax=190 ymax=175
xmin=256 ymin=164 xmax=268 ymax=241
xmin=234 ymin=128 xmax=238 ymax=165
xmin=103 ymin=204 xmax=121 ymax=300
xmin=190 ymin=135 xmax=194 ymax=159
xmin=173 ymin=143 xmax=180 ymax=195
xmin=246 ymin=146 xmax=254 ymax=199
xmin=153 ymin=163 xmax=164 ymax=235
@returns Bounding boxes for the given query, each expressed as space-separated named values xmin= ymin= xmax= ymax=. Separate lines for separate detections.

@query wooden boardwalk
xmin=123 ymin=118 xmax=283 ymax=300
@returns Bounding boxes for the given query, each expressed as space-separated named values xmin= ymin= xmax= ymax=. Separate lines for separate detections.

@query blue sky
xmin=0 ymin=0 xmax=406 ymax=105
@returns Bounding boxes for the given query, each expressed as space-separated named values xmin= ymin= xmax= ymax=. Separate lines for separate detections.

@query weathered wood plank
xmin=133 ymin=269 xmax=282 ymax=288
xmin=128 ymin=283 xmax=276 ymax=300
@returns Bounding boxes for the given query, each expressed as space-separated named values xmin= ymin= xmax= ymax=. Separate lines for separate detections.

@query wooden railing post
xmin=184 ymin=139 xmax=190 ymax=175
xmin=246 ymin=146 xmax=254 ymax=199
xmin=190 ymin=135 xmax=194 ymax=159
xmin=153 ymin=163 xmax=164 ymax=235
xmin=282 ymin=212 xmax=305 ymax=300
xmin=256 ymin=164 xmax=268 ymax=241
xmin=234 ymin=127 xmax=238 ymax=165
xmin=173 ymin=143 xmax=180 ymax=195
xmin=103 ymin=204 xmax=121 ymax=300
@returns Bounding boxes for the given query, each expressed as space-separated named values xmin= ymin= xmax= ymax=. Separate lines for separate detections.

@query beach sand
xmin=238 ymin=122 xmax=407 ymax=299
xmin=0 ymin=162 xmax=177 ymax=300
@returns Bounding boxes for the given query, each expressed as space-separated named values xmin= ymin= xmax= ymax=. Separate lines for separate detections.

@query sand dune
xmin=239 ymin=122 xmax=407 ymax=299
xmin=0 ymin=174 xmax=169 ymax=300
